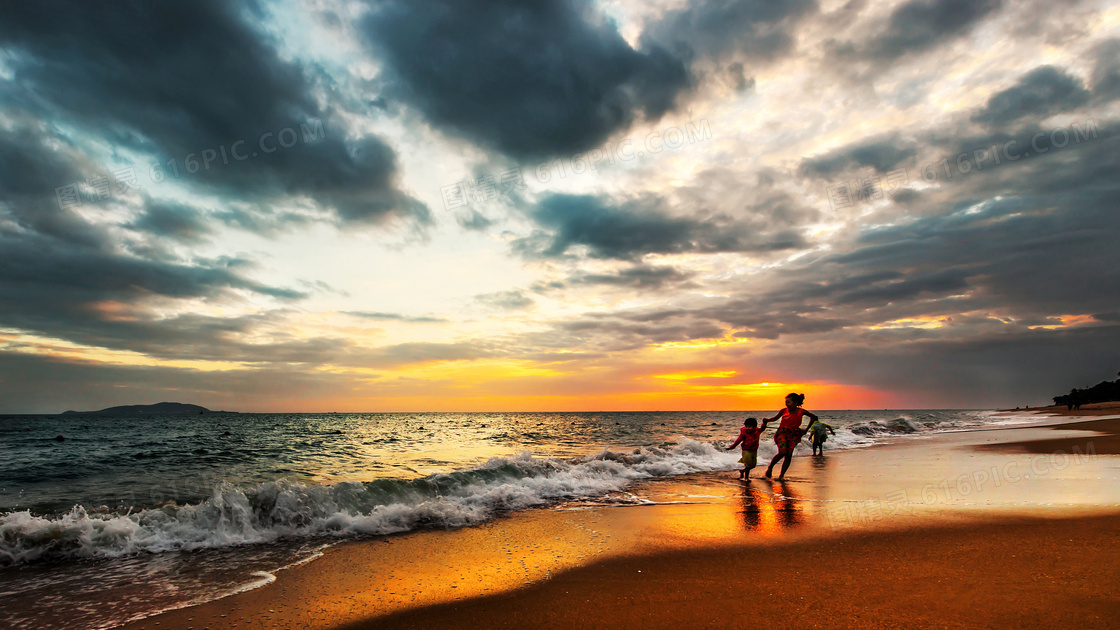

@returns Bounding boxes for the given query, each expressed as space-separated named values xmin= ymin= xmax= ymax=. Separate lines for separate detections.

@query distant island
xmin=61 ymin=402 xmax=235 ymax=416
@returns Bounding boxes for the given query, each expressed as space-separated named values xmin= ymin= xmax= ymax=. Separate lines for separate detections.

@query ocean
xmin=0 ymin=409 xmax=1031 ymax=628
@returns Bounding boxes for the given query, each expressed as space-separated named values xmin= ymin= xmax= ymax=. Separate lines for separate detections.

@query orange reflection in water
xmin=739 ymin=453 xmax=834 ymax=535
xmin=740 ymin=480 xmax=807 ymax=535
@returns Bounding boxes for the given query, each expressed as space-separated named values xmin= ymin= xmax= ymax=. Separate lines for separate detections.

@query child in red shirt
xmin=727 ymin=417 xmax=768 ymax=479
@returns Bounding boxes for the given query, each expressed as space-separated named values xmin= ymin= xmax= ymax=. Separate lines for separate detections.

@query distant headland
xmin=1052 ymin=371 xmax=1120 ymax=410
xmin=61 ymin=402 xmax=237 ymax=416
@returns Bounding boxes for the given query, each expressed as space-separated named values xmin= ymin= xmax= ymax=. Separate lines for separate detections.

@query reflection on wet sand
xmin=737 ymin=479 xmax=806 ymax=534
xmin=809 ymin=453 xmax=831 ymax=472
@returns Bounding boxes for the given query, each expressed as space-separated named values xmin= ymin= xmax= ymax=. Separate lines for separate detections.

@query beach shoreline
xmin=996 ymin=400 xmax=1120 ymax=417
xmin=117 ymin=510 xmax=1120 ymax=630
xmin=982 ymin=416 xmax=1120 ymax=455
xmin=356 ymin=512 xmax=1120 ymax=630
xmin=105 ymin=407 xmax=1120 ymax=630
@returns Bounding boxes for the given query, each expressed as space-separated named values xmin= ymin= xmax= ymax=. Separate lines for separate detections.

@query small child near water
xmin=808 ymin=419 xmax=836 ymax=455
xmin=727 ymin=417 xmax=768 ymax=479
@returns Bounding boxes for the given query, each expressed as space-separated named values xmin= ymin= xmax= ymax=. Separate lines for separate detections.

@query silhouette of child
xmin=808 ymin=419 xmax=836 ymax=455
xmin=727 ymin=417 xmax=768 ymax=479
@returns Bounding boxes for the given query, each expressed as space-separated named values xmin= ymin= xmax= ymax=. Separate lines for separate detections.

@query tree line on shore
xmin=1053 ymin=371 xmax=1120 ymax=410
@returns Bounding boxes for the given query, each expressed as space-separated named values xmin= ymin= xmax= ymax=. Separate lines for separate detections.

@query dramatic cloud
xmin=129 ymin=201 xmax=215 ymax=244
xmin=971 ymin=66 xmax=1091 ymax=126
xmin=515 ymin=189 xmax=807 ymax=260
xmin=799 ymin=135 xmax=918 ymax=179
xmin=567 ymin=264 xmax=696 ymax=290
xmin=643 ymin=0 xmax=818 ymax=61
xmin=360 ymin=0 xmax=690 ymax=160
xmin=1 ymin=0 xmax=1117 ymax=411
xmin=1088 ymin=38 xmax=1120 ymax=101
xmin=0 ymin=122 xmax=102 ymax=247
xmin=853 ymin=0 xmax=1003 ymax=62
xmin=0 ymin=119 xmax=310 ymax=364
xmin=1 ymin=0 xmax=427 ymax=225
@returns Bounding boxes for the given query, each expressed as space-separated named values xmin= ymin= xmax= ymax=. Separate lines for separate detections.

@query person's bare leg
xmin=778 ymin=453 xmax=793 ymax=479
xmin=765 ymin=451 xmax=784 ymax=477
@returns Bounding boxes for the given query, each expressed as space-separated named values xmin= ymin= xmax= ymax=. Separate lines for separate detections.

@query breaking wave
xmin=849 ymin=418 xmax=920 ymax=436
xmin=1 ymin=439 xmax=738 ymax=566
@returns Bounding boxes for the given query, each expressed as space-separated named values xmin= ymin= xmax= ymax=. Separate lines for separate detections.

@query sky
xmin=1 ymin=0 xmax=1118 ymax=413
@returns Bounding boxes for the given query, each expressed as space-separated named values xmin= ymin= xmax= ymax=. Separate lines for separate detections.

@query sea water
xmin=0 ymin=409 xmax=1028 ymax=628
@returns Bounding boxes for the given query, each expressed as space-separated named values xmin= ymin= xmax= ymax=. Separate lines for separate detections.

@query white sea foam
xmin=0 ymin=412 xmax=1021 ymax=567
xmin=0 ymin=438 xmax=742 ymax=566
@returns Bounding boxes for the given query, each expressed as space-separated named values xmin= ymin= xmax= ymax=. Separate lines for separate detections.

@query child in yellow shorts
xmin=727 ymin=417 xmax=768 ymax=479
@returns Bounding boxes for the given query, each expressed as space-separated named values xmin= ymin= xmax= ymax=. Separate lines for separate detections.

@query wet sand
xmin=357 ymin=514 xmax=1120 ymax=630
xmin=1003 ymin=401 xmax=1120 ymax=417
xmin=983 ymin=416 xmax=1120 ymax=455
xmin=119 ymin=412 xmax=1120 ymax=630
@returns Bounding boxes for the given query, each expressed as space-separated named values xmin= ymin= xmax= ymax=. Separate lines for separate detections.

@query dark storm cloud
xmin=798 ymin=135 xmax=917 ymax=179
xmin=1088 ymin=38 xmax=1120 ymax=102
xmin=0 ymin=0 xmax=427 ymax=225
xmin=534 ymin=115 xmax=1120 ymax=364
xmin=642 ymin=0 xmax=818 ymax=61
xmin=360 ymin=0 xmax=690 ymax=160
xmin=0 ymin=1 xmax=444 ymax=375
xmin=1 ymin=235 xmax=301 ymax=305
xmin=0 ymin=122 xmax=105 ymax=248
xmin=569 ymin=264 xmax=697 ymax=290
xmin=766 ymin=323 xmax=1120 ymax=407
xmin=0 ymin=236 xmax=342 ymax=368
xmin=129 ymin=201 xmax=214 ymax=244
xmin=0 ymin=122 xmax=83 ymax=201
xmin=832 ymin=0 xmax=1002 ymax=64
xmin=808 ymin=120 xmax=1119 ymax=314
xmin=831 ymin=269 xmax=970 ymax=305
xmin=869 ymin=0 xmax=1002 ymax=59
xmin=971 ymin=66 xmax=1091 ymax=126
xmin=211 ymin=206 xmax=313 ymax=236
xmin=0 ymin=121 xmax=322 ymax=363
xmin=805 ymin=120 xmax=1120 ymax=321
xmin=0 ymin=228 xmax=305 ymax=321
xmin=514 ymin=193 xmax=805 ymax=261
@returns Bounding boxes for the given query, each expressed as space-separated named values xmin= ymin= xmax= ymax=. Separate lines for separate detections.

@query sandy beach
xmin=1001 ymin=401 xmax=1120 ymax=417
xmin=982 ymin=415 xmax=1120 ymax=456
xmin=114 ymin=409 xmax=1120 ymax=630
xmin=358 ymin=514 xmax=1120 ymax=630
